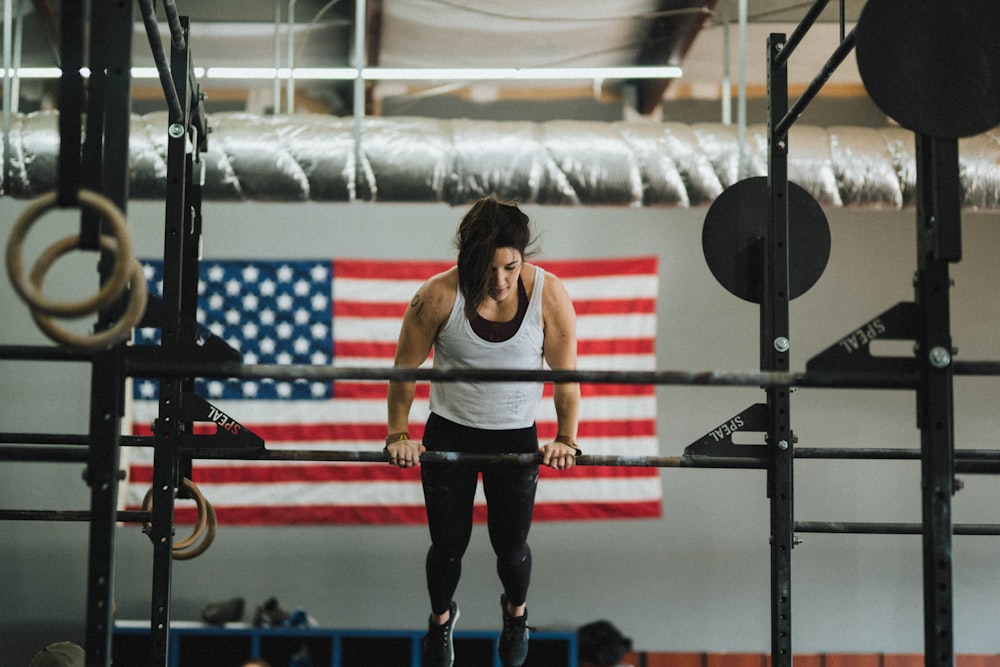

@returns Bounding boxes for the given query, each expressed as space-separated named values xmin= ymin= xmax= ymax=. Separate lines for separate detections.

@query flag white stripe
xmin=137 ymin=477 xmax=662 ymax=508
xmin=131 ymin=396 xmax=656 ymax=426
xmin=332 ymin=274 xmax=658 ymax=304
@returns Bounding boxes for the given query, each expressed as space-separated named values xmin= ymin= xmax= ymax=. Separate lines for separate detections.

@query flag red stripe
xmin=335 ymin=301 xmax=407 ymax=317
xmin=136 ymin=501 xmax=658 ymax=526
xmin=573 ymin=298 xmax=656 ymax=315
xmin=335 ymin=260 xmax=450 ymax=280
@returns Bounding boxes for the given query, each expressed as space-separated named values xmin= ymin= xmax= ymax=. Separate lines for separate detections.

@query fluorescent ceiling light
xmin=6 ymin=66 xmax=682 ymax=82
xmin=363 ymin=67 xmax=683 ymax=81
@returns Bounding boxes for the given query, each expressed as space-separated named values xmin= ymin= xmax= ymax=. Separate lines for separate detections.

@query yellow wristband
xmin=385 ymin=432 xmax=409 ymax=445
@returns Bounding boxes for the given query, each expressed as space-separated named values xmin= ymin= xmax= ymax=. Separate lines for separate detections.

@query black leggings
xmin=421 ymin=412 xmax=539 ymax=615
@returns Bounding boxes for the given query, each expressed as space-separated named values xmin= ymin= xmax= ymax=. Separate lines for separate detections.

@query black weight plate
xmin=702 ymin=177 xmax=830 ymax=304
xmin=856 ymin=0 xmax=1000 ymax=138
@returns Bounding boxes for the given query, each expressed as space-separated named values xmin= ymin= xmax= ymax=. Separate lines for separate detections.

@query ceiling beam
xmin=633 ymin=0 xmax=719 ymax=115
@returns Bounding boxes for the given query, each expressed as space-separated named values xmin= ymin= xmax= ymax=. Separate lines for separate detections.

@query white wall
xmin=1 ymin=198 xmax=999 ymax=665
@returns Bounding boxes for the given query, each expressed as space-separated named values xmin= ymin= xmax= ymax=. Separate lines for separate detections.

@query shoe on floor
xmin=420 ymin=600 xmax=459 ymax=667
xmin=498 ymin=594 xmax=533 ymax=667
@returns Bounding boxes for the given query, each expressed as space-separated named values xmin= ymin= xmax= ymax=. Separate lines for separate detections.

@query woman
xmin=385 ymin=196 xmax=581 ymax=667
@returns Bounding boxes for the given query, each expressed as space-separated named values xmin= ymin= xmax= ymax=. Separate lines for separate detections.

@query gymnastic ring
xmin=29 ymin=255 xmax=148 ymax=350
xmin=6 ymin=189 xmax=134 ymax=318
xmin=141 ymin=478 xmax=217 ymax=560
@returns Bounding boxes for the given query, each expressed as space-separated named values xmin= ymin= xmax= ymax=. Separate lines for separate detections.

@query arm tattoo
xmin=410 ymin=293 xmax=425 ymax=317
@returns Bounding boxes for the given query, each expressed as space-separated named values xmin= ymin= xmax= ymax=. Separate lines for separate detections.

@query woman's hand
xmin=540 ymin=441 xmax=578 ymax=470
xmin=385 ymin=439 xmax=426 ymax=468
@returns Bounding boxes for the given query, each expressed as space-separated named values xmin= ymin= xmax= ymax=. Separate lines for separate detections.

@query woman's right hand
xmin=385 ymin=439 xmax=426 ymax=468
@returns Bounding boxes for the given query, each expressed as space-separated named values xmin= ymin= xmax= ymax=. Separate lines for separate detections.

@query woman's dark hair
xmin=454 ymin=195 xmax=537 ymax=318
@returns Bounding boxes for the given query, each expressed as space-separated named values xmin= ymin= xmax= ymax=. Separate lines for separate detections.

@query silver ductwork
xmin=4 ymin=111 xmax=999 ymax=209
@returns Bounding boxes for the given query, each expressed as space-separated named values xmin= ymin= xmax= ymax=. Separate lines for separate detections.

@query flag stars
xmin=276 ymin=322 xmax=294 ymax=339
xmin=242 ymin=265 xmax=260 ymax=283
xmin=206 ymin=380 xmax=225 ymax=397
xmin=225 ymin=278 xmax=242 ymax=296
xmin=311 ymin=293 xmax=328 ymax=311
xmin=277 ymin=265 xmax=294 ymax=282
xmin=260 ymin=309 xmax=276 ymax=326
xmin=294 ymin=308 xmax=310 ymax=326
xmin=242 ymin=382 xmax=259 ymax=398
xmin=310 ymin=264 xmax=328 ymax=282
xmin=225 ymin=309 xmax=241 ymax=325
xmin=207 ymin=264 xmax=225 ymax=282
xmin=242 ymin=293 xmax=260 ymax=311
xmin=276 ymin=293 xmax=294 ymax=311
xmin=294 ymin=279 xmax=311 ymax=297
xmin=310 ymin=322 xmax=329 ymax=339
xmin=208 ymin=294 xmax=224 ymax=311
xmin=260 ymin=338 xmax=276 ymax=355
xmin=276 ymin=351 xmax=293 ymax=365
xmin=310 ymin=350 xmax=328 ymax=365
xmin=310 ymin=382 xmax=327 ymax=398
xmin=294 ymin=337 xmax=311 ymax=355
xmin=259 ymin=279 xmax=276 ymax=297
xmin=242 ymin=322 xmax=260 ymax=340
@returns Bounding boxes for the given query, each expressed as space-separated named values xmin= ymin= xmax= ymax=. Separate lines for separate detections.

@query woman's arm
xmin=541 ymin=272 xmax=581 ymax=470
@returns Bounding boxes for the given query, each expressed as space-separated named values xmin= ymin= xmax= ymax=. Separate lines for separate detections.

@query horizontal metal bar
xmin=0 ymin=509 xmax=150 ymax=522
xmin=796 ymin=521 xmax=1000 ymax=536
xmin=124 ymin=358 xmax=921 ymax=389
xmin=0 ymin=446 xmax=88 ymax=462
xmin=774 ymin=27 xmax=857 ymax=137
xmin=0 ymin=345 xmax=92 ymax=362
xmin=184 ymin=448 xmax=769 ymax=469
xmin=954 ymin=360 xmax=1000 ymax=376
xmin=774 ymin=0 xmax=831 ymax=68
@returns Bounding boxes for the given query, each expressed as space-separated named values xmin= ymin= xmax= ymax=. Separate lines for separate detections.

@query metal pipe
xmin=353 ymin=0 xmax=366 ymax=198
xmin=796 ymin=521 xmax=1000 ymax=536
xmin=774 ymin=27 xmax=857 ymax=137
xmin=273 ymin=0 xmax=281 ymax=113
xmin=774 ymin=0 xmax=831 ymax=68
xmin=286 ymin=0 xmax=296 ymax=113
xmin=0 ymin=445 xmax=88 ymax=461
xmin=737 ymin=0 xmax=747 ymax=178
xmin=182 ymin=448 xmax=769 ymax=469
xmin=0 ymin=509 xmax=150 ymax=522
xmin=121 ymin=359 xmax=922 ymax=389
xmin=3 ymin=0 xmax=13 ymax=187
xmin=720 ymin=0 xmax=731 ymax=125
xmin=136 ymin=0 xmax=183 ymax=123
xmin=161 ymin=0 xmax=186 ymax=51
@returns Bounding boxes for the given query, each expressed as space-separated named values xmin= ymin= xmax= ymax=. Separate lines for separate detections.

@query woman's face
xmin=485 ymin=246 xmax=523 ymax=304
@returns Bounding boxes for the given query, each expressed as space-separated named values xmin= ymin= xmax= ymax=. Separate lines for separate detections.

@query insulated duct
xmin=3 ymin=110 xmax=999 ymax=209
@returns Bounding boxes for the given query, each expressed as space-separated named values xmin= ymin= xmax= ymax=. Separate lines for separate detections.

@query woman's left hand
xmin=540 ymin=442 xmax=578 ymax=470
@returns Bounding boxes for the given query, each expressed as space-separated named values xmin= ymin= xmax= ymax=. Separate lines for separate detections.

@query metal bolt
xmin=928 ymin=346 xmax=951 ymax=368
xmin=777 ymin=440 xmax=789 ymax=450
xmin=168 ymin=123 xmax=185 ymax=138
xmin=793 ymin=535 xmax=804 ymax=546
xmin=774 ymin=337 xmax=790 ymax=353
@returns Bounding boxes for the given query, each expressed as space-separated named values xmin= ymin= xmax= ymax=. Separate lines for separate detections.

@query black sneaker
xmin=420 ymin=601 xmax=459 ymax=667
xmin=497 ymin=594 xmax=533 ymax=667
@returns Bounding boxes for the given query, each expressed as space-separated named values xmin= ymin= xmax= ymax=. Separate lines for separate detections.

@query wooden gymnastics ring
xmin=142 ymin=478 xmax=218 ymax=560
xmin=28 ymin=251 xmax=148 ymax=350
xmin=6 ymin=189 xmax=135 ymax=318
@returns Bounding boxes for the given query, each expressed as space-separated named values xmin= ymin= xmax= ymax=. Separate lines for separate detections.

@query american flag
xmin=126 ymin=257 xmax=660 ymax=524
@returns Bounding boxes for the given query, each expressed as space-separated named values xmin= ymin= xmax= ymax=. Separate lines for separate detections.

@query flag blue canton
xmin=134 ymin=260 xmax=334 ymax=401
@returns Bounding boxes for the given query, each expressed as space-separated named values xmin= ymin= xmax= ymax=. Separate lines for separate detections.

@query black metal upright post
xmin=765 ymin=32 xmax=794 ymax=667
xmin=914 ymin=133 xmax=960 ymax=667
xmin=81 ymin=1 xmax=134 ymax=665
xmin=148 ymin=17 xmax=195 ymax=667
